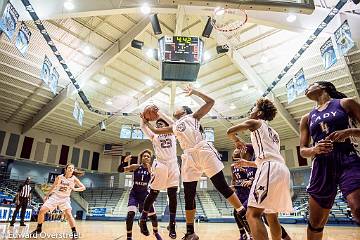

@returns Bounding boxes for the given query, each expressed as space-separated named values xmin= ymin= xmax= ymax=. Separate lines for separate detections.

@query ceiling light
xmin=204 ymin=51 xmax=211 ymax=61
xmin=286 ymin=14 xmax=297 ymax=23
xmin=146 ymin=79 xmax=154 ymax=86
xmin=64 ymin=1 xmax=75 ymax=10
xmin=241 ymin=84 xmax=249 ymax=91
xmin=141 ymin=3 xmax=151 ymax=14
xmin=214 ymin=7 xmax=225 ymax=16
xmin=106 ymin=99 xmax=112 ymax=105
xmin=260 ymin=55 xmax=269 ymax=64
xmin=83 ymin=45 xmax=91 ymax=55
xmin=230 ymin=104 xmax=236 ymax=110
xmin=99 ymin=77 xmax=108 ymax=85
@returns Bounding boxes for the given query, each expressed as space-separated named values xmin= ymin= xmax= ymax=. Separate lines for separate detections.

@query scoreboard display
xmin=159 ymin=36 xmax=203 ymax=63
xmin=158 ymin=36 xmax=204 ymax=81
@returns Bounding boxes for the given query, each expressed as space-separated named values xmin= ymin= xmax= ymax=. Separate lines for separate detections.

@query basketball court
xmin=0 ymin=0 xmax=360 ymax=239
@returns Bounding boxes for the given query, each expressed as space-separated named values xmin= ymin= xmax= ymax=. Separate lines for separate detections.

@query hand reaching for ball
xmin=183 ymin=84 xmax=195 ymax=96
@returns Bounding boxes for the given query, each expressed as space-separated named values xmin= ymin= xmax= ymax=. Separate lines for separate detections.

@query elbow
xmin=227 ymin=128 xmax=235 ymax=136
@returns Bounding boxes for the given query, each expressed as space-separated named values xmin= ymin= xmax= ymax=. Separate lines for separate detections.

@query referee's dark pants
xmin=10 ymin=197 xmax=28 ymax=224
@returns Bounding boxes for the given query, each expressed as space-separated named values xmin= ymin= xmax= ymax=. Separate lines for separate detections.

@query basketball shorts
xmin=235 ymin=187 xmax=250 ymax=209
xmin=307 ymin=149 xmax=360 ymax=209
xmin=127 ymin=189 xmax=155 ymax=213
xmin=181 ymin=141 xmax=224 ymax=182
xmin=43 ymin=193 xmax=71 ymax=212
xmin=248 ymin=161 xmax=293 ymax=214
xmin=150 ymin=159 xmax=180 ymax=190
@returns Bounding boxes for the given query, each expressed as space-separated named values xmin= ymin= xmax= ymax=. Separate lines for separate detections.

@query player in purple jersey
xmin=299 ymin=81 xmax=360 ymax=240
xmin=232 ymin=145 xmax=292 ymax=240
xmin=118 ymin=149 xmax=162 ymax=240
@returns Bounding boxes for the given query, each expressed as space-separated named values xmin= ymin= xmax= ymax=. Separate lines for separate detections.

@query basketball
xmin=143 ymin=105 xmax=159 ymax=121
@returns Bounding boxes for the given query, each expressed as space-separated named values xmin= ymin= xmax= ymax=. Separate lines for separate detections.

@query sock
xmin=71 ymin=227 xmax=76 ymax=232
xmin=186 ymin=224 xmax=194 ymax=234
xmin=170 ymin=213 xmax=176 ymax=223
xmin=141 ymin=211 xmax=149 ymax=220
xmin=37 ymin=223 xmax=42 ymax=231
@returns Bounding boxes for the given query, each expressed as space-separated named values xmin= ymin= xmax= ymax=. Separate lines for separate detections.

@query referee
xmin=10 ymin=177 xmax=32 ymax=226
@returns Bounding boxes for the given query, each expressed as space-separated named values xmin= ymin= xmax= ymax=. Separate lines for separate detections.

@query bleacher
xmin=0 ymin=179 xmax=43 ymax=208
xmin=80 ymin=188 xmax=124 ymax=215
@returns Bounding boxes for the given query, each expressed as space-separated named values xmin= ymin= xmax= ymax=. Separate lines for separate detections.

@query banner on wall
xmin=204 ymin=127 xmax=215 ymax=142
xmin=320 ymin=37 xmax=337 ymax=70
xmin=40 ymin=55 xmax=52 ymax=85
xmin=49 ymin=67 xmax=59 ymax=95
xmin=89 ymin=207 xmax=106 ymax=217
xmin=334 ymin=20 xmax=355 ymax=56
xmin=15 ymin=22 xmax=31 ymax=56
xmin=286 ymin=79 xmax=296 ymax=103
xmin=120 ymin=125 xmax=132 ymax=139
xmin=294 ymin=68 xmax=307 ymax=95
xmin=0 ymin=207 xmax=32 ymax=222
xmin=131 ymin=125 xmax=143 ymax=140
xmin=0 ymin=1 xmax=19 ymax=41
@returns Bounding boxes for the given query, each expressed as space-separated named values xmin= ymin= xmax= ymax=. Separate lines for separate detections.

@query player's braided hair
xmin=256 ymin=98 xmax=277 ymax=121
xmin=317 ymin=81 xmax=347 ymax=99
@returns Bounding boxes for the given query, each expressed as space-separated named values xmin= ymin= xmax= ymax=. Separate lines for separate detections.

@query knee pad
xmin=184 ymin=182 xmax=197 ymax=210
xmin=167 ymin=187 xmax=178 ymax=213
xmin=126 ymin=211 xmax=135 ymax=231
xmin=308 ymin=222 xmax=324 ymax=233
xmin=143 ymin=189 xmax=159 ymax=212
xmin=210 ymin=171 xmax=234 ymax=199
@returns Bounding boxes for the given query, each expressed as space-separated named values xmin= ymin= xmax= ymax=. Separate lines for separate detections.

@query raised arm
xmin=73 ymin=177 xmax=86 ymax=192
xmin=183 ymin=85 xmax=214 ymax=120
xmin=143 ymin=120 xmax=173 ymax=135
xmin=227 ymin=119 xmax=261 ymax=149
xmin=124 ymin=164 xmax=141 ymax=172
xmin=140 ymin=116 xmax=155 ymax=140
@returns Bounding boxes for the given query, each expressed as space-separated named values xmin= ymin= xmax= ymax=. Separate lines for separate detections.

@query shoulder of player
xmin=300 ymin=113 xmax=310 ymax=124
xmin=340 ymin=97 xmax=358 ymax=111
xmin=246 ymin=119 xmax=262 ymax=132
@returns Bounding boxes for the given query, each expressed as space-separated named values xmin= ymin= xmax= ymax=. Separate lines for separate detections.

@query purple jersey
xmin=232 ymin=166 xmax=256 ymax=187
xmin=131 ymin=165 xmax=151 ymax=191
xmin=309 ymin=99 xmax=353 ymax=146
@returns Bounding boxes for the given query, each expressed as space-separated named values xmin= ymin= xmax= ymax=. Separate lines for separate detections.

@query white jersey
xmin=173 ymin=114 xmax=203 ymax=150
xmin=151 ymin=133 xmax=177 ymax=163
xmin=250 ymin=120 xmax=285 ymax=165
xmin=140 ymin=120 xmax=177 ymax=163
xmin=53 ymin=174 xmax=75 ymax=197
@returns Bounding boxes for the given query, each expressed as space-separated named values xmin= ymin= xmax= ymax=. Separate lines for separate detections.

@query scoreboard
xmin=158 ymin=36 xmax=204 ymax=81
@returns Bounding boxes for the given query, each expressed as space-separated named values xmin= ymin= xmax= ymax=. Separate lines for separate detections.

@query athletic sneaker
xmin=138 ymin=219 xmax=150 ymax=236
xmin=167 ymin=222 xmax=177 ymax=239
xmin=20 ymin=223 xmax=26 ymax=226
xmin=154 ymin=232 xmax=163 ymax=240
xmin=72 ymin=231 xmax=79 ymax=240
xmin=239 ymin=233 xmax=248 ymax=240
xmin=9 ymin=222 xmax=14 ymax=227
xmin=181 ymin=233 xmax=199 ymax=240
xmin=29 ymin=229 xmax=41 ymax=237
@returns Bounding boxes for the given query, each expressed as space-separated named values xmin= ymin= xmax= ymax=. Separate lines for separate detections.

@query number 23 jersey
xmin=152 ymin=133 xmax=177 ymax=163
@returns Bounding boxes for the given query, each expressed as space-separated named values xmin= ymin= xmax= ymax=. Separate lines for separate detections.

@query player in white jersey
xmin=139 ymin=111 xmax=179 ymax=239
xmin=227 ymin=98 xmax=293 ymax=240
xmin=143 ymin=85 xmax=250 ymax=240
xmin=30 ymin=164 xmax=86 ymax=239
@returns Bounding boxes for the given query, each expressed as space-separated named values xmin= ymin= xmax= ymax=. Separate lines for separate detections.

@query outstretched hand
xmin=183 ymin=84 xmax=195 ymax=96
xmin=124 ymin=155 xmax=132 ymax=163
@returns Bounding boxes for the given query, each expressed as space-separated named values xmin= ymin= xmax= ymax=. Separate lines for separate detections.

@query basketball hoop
xmin=211 ymin=7 xmax=248 ymax=51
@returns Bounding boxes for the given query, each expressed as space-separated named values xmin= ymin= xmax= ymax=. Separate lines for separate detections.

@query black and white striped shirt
xmin=19 ymin=184 xmax=32 ymax=198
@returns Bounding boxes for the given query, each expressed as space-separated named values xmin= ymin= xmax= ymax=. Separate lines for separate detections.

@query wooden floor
xmin=1 ymin=221 xmax=359 ymax=239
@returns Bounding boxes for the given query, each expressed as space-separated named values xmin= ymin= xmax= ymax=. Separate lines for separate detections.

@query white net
xmin=211 ymin=8 xmax=248 ymax=50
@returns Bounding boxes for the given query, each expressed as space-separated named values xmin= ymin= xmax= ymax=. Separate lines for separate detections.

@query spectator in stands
xmin=9 ymin=177 xmax=32 ymax=226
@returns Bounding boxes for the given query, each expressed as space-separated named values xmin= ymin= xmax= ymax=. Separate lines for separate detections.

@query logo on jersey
xmin=268 ymin=127 xmax=279 ymax=144
xmin=176 ymin=122 xmax=186 ymax=132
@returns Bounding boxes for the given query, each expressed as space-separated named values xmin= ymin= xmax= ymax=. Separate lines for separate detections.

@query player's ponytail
xmin=317 ymin=81 xmax=347 ymax=99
